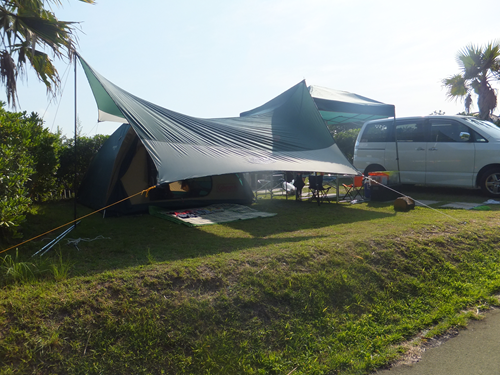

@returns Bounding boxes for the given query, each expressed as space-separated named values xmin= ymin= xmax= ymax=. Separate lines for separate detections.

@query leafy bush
xmin=0 ymin=103 xmax=63 ymax=236
xmin=26 ymin=117 xmax=62 ymax=202
xmin=333 ymin=128 xmax=360 ymax=163
xmin=56 ymin=134 xmax=109 ymax=193
xmin=0 ymin=102 xmax=109 ymax=237
xmin=0 ymin=105 xmax=36 ymax=236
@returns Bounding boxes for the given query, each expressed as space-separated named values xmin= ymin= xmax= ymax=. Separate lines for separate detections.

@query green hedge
xmin=333 ymin=128 xmax=360 ymax=164
xmin=0 ymin=105 xmax=40 ymax=236
xmin=0 ymin=103 xmax=108 ymax=238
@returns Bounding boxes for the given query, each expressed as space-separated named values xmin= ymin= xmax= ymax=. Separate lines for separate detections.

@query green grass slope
xmin=1 ymin=188 xmax=500 ymax=374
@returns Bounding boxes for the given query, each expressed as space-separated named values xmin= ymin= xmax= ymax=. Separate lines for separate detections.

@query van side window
xmin=430 ymin=120 xmax=471 ymax=142
xmin=474 ymin=132 xmax=488 ymax=142
xmin=360 ymin=122 xmax=389 ymax=142
xmin=396 ymin=121 xmax=425 ymax=142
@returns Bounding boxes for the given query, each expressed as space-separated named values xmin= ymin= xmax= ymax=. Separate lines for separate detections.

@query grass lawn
xmin=1 ymin=185 xmax=500 ymax=374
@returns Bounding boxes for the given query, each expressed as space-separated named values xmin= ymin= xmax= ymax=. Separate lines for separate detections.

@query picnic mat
xmin=415 ymin=200 xmax=439 ymax=207
xmin=439 ymin=202 xmax=483 ymax=210
xmin=149 ymin=204 xmax=277 ymax=227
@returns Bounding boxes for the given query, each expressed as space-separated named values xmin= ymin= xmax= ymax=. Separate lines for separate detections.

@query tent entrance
xmin=78 ymin=124 xmax=255 ymax=215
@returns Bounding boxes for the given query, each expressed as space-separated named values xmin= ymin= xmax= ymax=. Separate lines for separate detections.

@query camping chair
xmin=308 ymin=175 xmax=331 ymax=205
xmin=256 ymin=173 xmax=289 ymax=199
xmin=342 ymin=175 xmax=364 ymax=201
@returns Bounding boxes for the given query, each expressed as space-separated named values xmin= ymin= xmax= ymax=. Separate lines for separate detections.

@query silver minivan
xmin=353 ymin=115 xmax=500 ymax=197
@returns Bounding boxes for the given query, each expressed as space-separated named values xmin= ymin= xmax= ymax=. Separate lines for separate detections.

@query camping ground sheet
xmin=149 ymin=204 xmax=277 ymax=227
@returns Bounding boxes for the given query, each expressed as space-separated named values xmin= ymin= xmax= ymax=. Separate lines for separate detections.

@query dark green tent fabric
xmin=243 ymin=85 xmax=395 ymax=127
xmin=308 ymin=85 xmax=395 ymax=126
xmin=78 ymin=55 xmax=358 ymax=186
xmin=79 ymin=58 xmax=128 ymax=123
xmin=77 ymin=124 xmax=131 ymax=208
xmin=77 ymin=123 xmax=256 ymax=214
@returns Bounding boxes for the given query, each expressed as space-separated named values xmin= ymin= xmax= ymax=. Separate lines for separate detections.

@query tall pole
xmin=393 ymin=114 xmax=401 ymax=185
xmin=74 ymin=53 xmax=78 ymax=227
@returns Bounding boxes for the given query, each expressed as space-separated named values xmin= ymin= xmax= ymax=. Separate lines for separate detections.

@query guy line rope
xmin=0 ymin=186 xmax=157 ymax=256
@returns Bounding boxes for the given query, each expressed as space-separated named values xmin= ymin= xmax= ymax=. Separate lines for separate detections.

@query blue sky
xmin=3 ymin=0 xmax=500 ymax=137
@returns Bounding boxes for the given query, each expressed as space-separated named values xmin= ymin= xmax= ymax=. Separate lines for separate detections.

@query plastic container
xmin=368 ymin=172 xmax=389 ymax=185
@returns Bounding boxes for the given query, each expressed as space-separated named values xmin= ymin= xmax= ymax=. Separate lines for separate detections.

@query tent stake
xmin=32 ymin=222 xmax=80 ymax=257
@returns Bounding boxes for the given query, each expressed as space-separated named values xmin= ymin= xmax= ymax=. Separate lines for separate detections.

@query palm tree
xmin=442 ymin=41 xmax=500 ymax=120
xmin=0 ymin=0 xmax=94 ymax=107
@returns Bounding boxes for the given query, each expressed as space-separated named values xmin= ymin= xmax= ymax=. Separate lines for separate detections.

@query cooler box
xmin=368 ymin=172 xmax=389 ymax=185
xmin=369 ymin=183 xmax=401 ymax=201
xmin=368 ymin=171 xmax=401 ymax=202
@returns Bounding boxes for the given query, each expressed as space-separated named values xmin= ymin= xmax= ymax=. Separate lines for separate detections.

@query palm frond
xmin=17 ymin=15 xmax=77 ymax=56
xmin=26 ymin=49 xmax=59 ymax=92
xmin=442 ymin=74 xmax=468 ymax=100
xmin=0 ymin=50 xmax=17 ymax=106
xmin=457 ymin=44 xmax=482 ymax=80
xmin=0 ymin=0 xmax=93 ymax=106
xmin=481 ymin=40 xmax=500 ymax=73
xmin=447 ymin=41 xmax=500 ymax=119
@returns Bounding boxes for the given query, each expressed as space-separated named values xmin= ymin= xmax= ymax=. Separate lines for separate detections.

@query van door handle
xmin=416 ymin=147 xmax=425 ymax=151
xmin=428 ymin=147 xmax=437 ymax=151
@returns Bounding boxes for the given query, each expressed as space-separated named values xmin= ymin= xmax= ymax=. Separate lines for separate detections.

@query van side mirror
xmin=459 ymin=132 xmax=470 ymax=141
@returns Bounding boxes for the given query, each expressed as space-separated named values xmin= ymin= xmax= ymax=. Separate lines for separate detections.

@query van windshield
xmin=464 ymin=118 xmax=500 ymax=139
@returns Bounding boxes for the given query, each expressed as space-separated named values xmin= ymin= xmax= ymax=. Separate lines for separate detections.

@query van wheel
xmin=363 ymin=165 xmax=386 ymax=176
xmin=480 ymin=168 xmax=500 ymax=197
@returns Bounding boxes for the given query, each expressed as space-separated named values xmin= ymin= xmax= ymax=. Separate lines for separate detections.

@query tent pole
xmin=73 ymin=52 xmax=78 ymax=228
xmin=393 ymin=112 xmax=401 ymax=184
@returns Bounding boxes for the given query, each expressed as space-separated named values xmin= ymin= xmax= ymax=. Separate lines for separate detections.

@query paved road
xmin=374 ymin=308 xmax=500 ymax=375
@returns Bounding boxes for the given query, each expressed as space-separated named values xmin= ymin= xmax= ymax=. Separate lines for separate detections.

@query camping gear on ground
xmin=342 ymin=175 xmax=364 ymax=201
xmin=308 ymin=174 xmax=331 ymax=205
xmin=369 ymin=184 xmax=401 ymax=202
xmin=282 ymin=180 xmax=296 ymax=195
xmin=293 ymin=172 xmax=306 ymax=201
xmin=255 ymin=172 xmax=293 ymax=199
xmin=77 ymin=55 xmax=360 ymax=214
xmin=32 ymin=222 xmax=80 ymax=257
xmin=369 ymin=172 xmax=389 ymax=185
xmin=364 ymin=179 xmax=371 ymax=199
xmin=149 ymin=204 xmax=276 ymax=227
xmin=394 ymin=197 xmax=415 ymax=211
xmin=367 ymin=172 xmax=402 ymax=202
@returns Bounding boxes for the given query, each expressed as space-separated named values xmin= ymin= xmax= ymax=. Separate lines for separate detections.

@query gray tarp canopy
xmin=309 ymin=85 xmax=395 ymax=126
xmin=79 ymin=55 xmax=359 ymax=186
xmin=241 ymin=85 xmax=395 ymax=127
